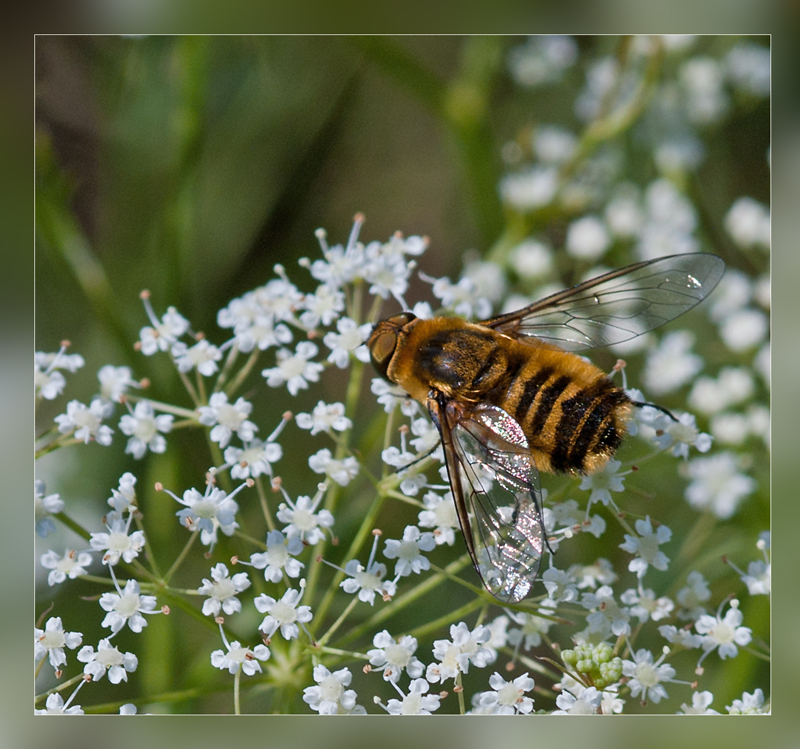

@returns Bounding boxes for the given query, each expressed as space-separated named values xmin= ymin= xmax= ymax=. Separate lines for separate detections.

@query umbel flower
xmin=36 ymin=37 xmax=769 ymax=712
xmin=37 ymin=205 xmax=768 ymax=713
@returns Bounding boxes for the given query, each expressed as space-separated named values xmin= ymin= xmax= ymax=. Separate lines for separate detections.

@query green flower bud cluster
xmin=561 ymin=642 xmax=622 ymax=690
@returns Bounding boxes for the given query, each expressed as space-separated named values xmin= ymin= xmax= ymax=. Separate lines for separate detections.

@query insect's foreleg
xmin=394 ymin=445 xmax=439 ymax=473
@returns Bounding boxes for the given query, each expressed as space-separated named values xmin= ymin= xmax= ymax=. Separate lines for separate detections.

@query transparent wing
xmin=428 ymin=393 xmax=546 ymax=603
xmin=483 ymin=253 xmax=725 ymax=352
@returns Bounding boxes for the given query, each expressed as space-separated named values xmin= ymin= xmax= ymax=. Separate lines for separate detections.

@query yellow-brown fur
xmin=369 ymin=315 xmax=631 ymax=475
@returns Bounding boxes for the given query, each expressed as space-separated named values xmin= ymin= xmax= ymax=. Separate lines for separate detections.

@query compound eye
xmin=368 ymin=312 xmax=416 ymax=381
xmin=369 ymin=331 xmax=398 ymax=379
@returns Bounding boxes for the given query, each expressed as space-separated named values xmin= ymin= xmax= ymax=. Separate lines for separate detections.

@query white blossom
xmin=255 ymin=582 xmax=313 ymax=641
xmin=367 ymin=630 xmax=425 ymax=683
xmin=276 ymin=487 xmax=334 ymax=545
xmin=684 ymin=452 xmax=755 ymax=519
xmin=262 ymin=341 xmax=324 ymax=396
xmin=224 ymin=439 xmax=282 ymax=479
xmin=322 ymin=317 xmax=372 ymax=368
xmin=40 ymin=549 xmax=93 ymax=586
xmin=425 ymin=622 xmax=492 ymax=684
xmin=308 ymin=448 xmax=359 ymax=487
xmin=35 ymin=617 xmax=83 ymax=671
xmin=198 ymin=563 xmax=251 ymax=617
xmin=473 ymin=672 xmax=535 ymax=715
xmin=197 ymin=392 xmax=257 ymax=449
xmin=695 ymin=600 xmax=752 ymax=664
xmin=55 ymin=399 xmax=114 ymax=446
xmin=139 ymin=303 xmax=189 ymax=355
xmin=302 ymin=664 xmax=366 ymax=715
xmin=250 ymin=530 xmax=305 ymax=582
xmin=99 ymin=579 xmax=159 ymax=633
xmin=622 ymin=648 xmax=676 ymax=704
xmin=382 ymin=678 xmax=441 ymax=715
xmin=296 ymin=401 xmax=351 ymax=435
xmin=619 ymin=516 xmax=672 ymax=578
xmin=383 ymin=525 xmax=436 ymax=579
xmin=172 ymin=339 xmax=222 ymax=376
xmin=211 ymin=640 xmax=270 ymax=676
xmin=77 ymin=639 xmax=138 ymax=684
xmin=119 ymin=400 xmax=173 ymax=459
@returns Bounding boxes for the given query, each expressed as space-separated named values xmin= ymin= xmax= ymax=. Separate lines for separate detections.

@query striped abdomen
xmin=414 ymin=324 xmax=631 ymax=475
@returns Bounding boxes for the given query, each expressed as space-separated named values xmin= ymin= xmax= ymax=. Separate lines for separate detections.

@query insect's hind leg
xmin=609 ymin=359 xmax=678 ymax=422
xmin=630 ymin=400 xmax=678 ymax=422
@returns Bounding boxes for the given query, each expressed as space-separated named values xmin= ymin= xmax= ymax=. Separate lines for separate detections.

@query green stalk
xmin=224 ymin=349 xmax=261 ymax=397
xmin=337 ymin=555 xmax=471 ymax=646
xmin=310 ymin=492 xmax=387 ymax=635
xmin=305 ymin=286 xmax=383 ymax=619
xmin=163 ymin=530 xmax=199 ymax=585
xmin=214 ymin=343 xmax=241 ymax=393
xmin=316 ymin=596 xmax=360 ymax=648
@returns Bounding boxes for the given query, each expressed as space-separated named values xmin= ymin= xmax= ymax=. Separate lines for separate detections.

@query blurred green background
xmin=34 ymin=34 xmax=771 ymax=720
xmin=35 ymin=36 xmax=513 ymax=346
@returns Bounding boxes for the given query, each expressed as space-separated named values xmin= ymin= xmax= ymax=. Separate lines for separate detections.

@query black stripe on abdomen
xmin=549 ymin=380 xmax=625 ymax=473
xmin=568 ymin=388 xmax=628 ymax=470
xmin=512 ymin=367 xmax=554 ymax=425
xmin=526 ymin=375 xmax=571 ymax=437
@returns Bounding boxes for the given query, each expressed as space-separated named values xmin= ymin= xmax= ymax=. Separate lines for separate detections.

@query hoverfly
xmin=368 ymin=253 xmax=725 ymax=603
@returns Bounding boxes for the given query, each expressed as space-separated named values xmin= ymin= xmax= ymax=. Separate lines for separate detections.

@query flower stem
xmin=214 ymin=342 xmax=241 ymax=393
xmin=316 ymin=596 xmax=359 ymax=648
xmin=234 ymin=670 xmax=241 ymax=715
xmin=123 ymin=396 xmax=197 ymax=420
xmin=456 ymin=672 xmax=465 ymax=714
xmin=310 ymin=492 xmax=387 ymax=633
xmin=337 ymin=555 xmax=472 ymax=646
xmin=163 ymin=530 xmax=199 ymax=585
xmin=255 ymin=475 xmax=276 ymax=533
xmin=224 ymin=349 xmax=261 ymax=397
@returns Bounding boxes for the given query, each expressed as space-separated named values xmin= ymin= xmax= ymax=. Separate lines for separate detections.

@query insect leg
xmin=631 ymin=401 xmax=678 ymax=422
xmin=393 ymin=445 xmax=439 ymax=473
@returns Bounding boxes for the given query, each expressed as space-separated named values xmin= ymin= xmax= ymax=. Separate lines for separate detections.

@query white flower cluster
xmin=36 ymin=217 xmax=491 ymax=713
xmin=37 ymin=32 xmax=768 ymax=713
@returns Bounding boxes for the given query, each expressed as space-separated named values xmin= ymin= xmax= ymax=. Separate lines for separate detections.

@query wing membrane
xmin=428 ymin=394 xmax=546 ymax=603
xmin=484 ymin=253 xmax=725 ymax=351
